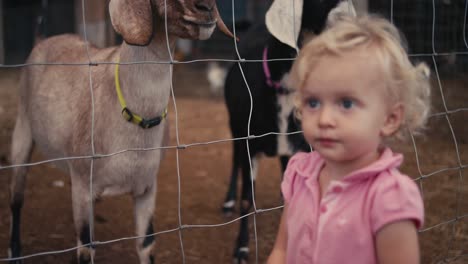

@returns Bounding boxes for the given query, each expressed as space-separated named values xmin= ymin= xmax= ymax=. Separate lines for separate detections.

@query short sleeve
xmin=281 ymin=152 xmax=308 ymax=202
xmin=370 ymin=171 xmax=424 ymax=234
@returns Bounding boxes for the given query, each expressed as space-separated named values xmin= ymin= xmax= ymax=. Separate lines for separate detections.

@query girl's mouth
xmin=316 ymin=138 xmax=338 ymax=147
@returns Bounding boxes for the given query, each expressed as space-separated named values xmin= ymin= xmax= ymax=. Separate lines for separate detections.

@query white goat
xmin=8 ymin=0 xmax=232 ymax=263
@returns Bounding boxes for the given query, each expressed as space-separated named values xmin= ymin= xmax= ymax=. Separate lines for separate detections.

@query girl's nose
xmin=318 ymin=106 xmax=336 ymax=128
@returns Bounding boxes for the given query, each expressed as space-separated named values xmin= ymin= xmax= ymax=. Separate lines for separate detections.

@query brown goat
xmin=8 ymin=0 xmax=232 ymax=263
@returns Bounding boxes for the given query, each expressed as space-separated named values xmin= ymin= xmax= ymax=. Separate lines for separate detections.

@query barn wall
xmin=74 ymin=0 xmax=114 ymax=48
xmin=0 ymin=0 xmax=4 ymax=64
xmin=2 ymin=0 xmax=75 ymax=64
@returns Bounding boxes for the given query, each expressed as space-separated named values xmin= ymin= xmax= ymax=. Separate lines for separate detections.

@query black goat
xmin=213 ymin=0 xmax=356 ymax=262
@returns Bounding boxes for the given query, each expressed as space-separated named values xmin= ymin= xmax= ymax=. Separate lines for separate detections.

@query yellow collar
xmin=114 ymin=58 xmax=168 ymax=129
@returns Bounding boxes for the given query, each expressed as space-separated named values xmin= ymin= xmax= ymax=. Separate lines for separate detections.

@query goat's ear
xmin=265 ymin=0 xmax=303 ymax=49
xmin=326 ymin=0 xmax=357 ymax=27
xmin=109 ymin=0 xmax=153 ymax=46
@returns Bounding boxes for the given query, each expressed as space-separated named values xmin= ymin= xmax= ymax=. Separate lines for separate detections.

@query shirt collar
xmin=342 ymin=148 xmax=403 ymax=182
xmin=295 ymin=148 xmax=403 ymax=182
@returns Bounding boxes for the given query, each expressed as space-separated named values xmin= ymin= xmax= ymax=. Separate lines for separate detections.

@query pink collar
xmin=295 ymin=148 xmax=403 ymax=182
xmin=262 ymin=47 xmax=282 ymax=89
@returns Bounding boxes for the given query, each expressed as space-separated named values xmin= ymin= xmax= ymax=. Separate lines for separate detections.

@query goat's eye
xmin=340 ymin=98 xmax=354 ymax=109
xmin=306 ymin=98 xmax=320 ymax=109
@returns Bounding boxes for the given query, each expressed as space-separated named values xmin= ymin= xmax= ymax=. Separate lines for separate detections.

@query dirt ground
xmin=0 ymin=60 xmax=467 ymax=264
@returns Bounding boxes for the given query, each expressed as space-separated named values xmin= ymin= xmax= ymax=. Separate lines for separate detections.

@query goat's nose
xmin=195 ymin=2 xmax=213 ymax=12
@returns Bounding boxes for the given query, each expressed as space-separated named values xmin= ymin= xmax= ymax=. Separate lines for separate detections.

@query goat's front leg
xmin=234 ymin=155 xmax=259 ymax=264
xmin=133 ymin=183 xmax=157 ymax=264
xmin=223 ymin=141 xmax=242 ymax=217
xmin=9 ymin=112 xmax=34 ymax=264
xmin=70 ymin=177 xmax=95 ymax=264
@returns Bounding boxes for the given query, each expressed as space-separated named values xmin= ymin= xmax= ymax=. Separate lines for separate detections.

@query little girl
xmin=267 ymin=15 xmax=431 ymax=264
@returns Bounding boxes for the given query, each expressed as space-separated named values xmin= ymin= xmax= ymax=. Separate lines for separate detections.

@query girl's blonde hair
xmin=288 ymin=15 xmax=431 ymax=142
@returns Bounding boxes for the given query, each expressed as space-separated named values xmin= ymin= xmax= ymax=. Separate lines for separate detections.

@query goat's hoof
xmin=78 ymin=254 xmax=91 ymax=264
xmin=8 ymin=246 xmax=22 ymax=264
xmin=232 ymin=247 xmax=249 ymax=264
xmin=95 ymin=214 xmax=107 ymax=223
xmin=222 ymin=205 xmax=235 ymax=218
xmin=222 ymin=200 xmax=236 ymax=217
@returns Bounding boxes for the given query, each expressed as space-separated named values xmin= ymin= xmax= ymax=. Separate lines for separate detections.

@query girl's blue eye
xmin=307 ymin=98 xmax=320 ymax=108
xmin=341 ymin=98 xmax=354 ymax=109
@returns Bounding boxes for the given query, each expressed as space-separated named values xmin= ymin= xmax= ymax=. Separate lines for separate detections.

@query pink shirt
xmin=281 ymin=148 xmax=424 ymax=264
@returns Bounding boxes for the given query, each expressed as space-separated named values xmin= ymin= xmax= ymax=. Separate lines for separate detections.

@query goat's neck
xmin=117 ymin=34 xmax=177 ymax=116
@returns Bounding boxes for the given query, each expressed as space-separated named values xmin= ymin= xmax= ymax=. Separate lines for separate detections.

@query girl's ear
xmin=381 ymin=103 xmax=404 ymax=137
xmin=109 ymin=0 xmax=153 ymax=46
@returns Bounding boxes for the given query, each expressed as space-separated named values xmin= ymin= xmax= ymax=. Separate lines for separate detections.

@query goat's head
xmin=109 ymin=0 xmax=233 ymax=46
xmin=302 ymin=0 xmax=356 ymax=36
